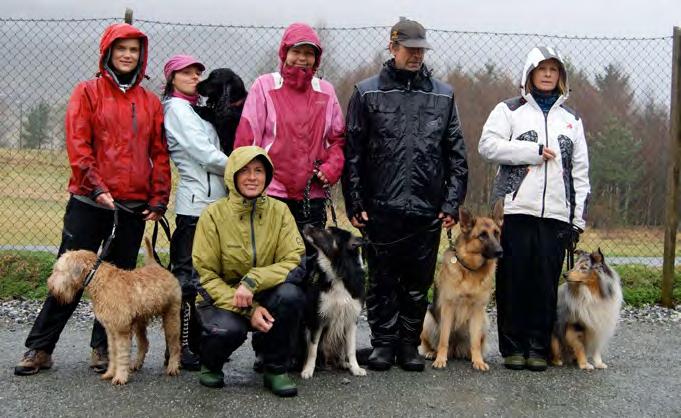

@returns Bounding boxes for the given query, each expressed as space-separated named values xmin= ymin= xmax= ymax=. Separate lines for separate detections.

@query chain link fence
xmin=0 ymin=17 xmax=678 ymax=266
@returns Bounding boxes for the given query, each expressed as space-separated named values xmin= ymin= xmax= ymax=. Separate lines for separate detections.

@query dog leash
xmin=151 ymin=215 xmax=173 ymax=270
xmin=361 ymin=219 xmax=441 ymax=249
xmin=302 ymin=160 xmax=338 ymax=227
xmin=82 ymin=203 xmax=126 ymax=287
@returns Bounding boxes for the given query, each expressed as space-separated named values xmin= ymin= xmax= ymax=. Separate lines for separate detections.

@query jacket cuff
xmin=240 ymin=276 xmax=258 ymax=293
xmin=538 ymin=144 xmax=544 ymax=156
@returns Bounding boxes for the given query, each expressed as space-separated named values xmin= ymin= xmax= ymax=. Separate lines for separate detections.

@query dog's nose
xmin=562 ymin=272 xmax=568 ymax=279
xmin=494 ymin=249 xmax=504 ymax=258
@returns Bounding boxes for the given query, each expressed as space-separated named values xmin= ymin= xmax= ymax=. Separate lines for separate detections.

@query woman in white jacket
xmin=478 ymin=47 xmax=590 ymax=371
xmin=162 ymin=55 xmax=228 ymax=371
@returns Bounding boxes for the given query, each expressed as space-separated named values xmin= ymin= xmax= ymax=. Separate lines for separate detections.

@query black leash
xmin=151 ymin=215 xmax=173 ymax=270
xmin=82 ymin=203 xmax=128 ymax=287
xmin=361 ymin=219 xmax=441 ymax=249
xmin=303 ymin=160 xmax=338 ymax=227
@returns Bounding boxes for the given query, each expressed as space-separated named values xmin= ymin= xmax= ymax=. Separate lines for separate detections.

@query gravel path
xmin=2 ymin=299 xmax=681 ymax=417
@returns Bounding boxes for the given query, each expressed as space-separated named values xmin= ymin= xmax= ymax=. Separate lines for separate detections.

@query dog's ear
xmin=491 ymin=199 xmax=504 ymax=227
xmin=347 ymin=236 xmax=365 ymax=250
xmin=591 ymin=248 xmax=604 ymax=265
xmin=459 ymin=207 xmax=475 ymax=234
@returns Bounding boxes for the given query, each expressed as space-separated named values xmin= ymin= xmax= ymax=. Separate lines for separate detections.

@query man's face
xmin=110 ymin=38 xmax=141 ymax=75
xmin=389 ymin=42 xmax=425 ymax=72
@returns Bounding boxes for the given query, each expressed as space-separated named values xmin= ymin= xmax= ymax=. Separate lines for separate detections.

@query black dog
xmin=300 ymin=225 xmax=367 ymax=379
xmin=195 ymin=68 xmax=247 ymax=155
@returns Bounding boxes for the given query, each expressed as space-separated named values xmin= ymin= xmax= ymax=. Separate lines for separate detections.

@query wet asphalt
xmin=1 ymin=319 xmax=680 ymax=418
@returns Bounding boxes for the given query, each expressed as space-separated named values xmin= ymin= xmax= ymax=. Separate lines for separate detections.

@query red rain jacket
xmin=64 ymin=23 xmax=170 ymax=211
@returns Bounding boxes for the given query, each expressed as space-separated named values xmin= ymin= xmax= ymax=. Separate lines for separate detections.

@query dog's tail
xmin=143 ymin=237 xmax=158 ymax=266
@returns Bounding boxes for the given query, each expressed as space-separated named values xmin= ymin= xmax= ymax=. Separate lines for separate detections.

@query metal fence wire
xmin=0 ymin=17 xmax=677 ymax=265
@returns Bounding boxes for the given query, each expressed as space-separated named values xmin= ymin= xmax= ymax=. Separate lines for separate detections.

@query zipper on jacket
xmin=540 ymin=113 xmax=549 ymax=217
xmin=206 ymin=173 xmax=212 ymax=197
xmin=250 ymin=200 xmax=257 ymax=267
xmin=131 ymin=103 xmax=138 ymax=135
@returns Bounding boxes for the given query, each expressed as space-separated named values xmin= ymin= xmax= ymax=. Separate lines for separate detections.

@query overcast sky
xmin=2 ymin=0 xmax=680 ymax=37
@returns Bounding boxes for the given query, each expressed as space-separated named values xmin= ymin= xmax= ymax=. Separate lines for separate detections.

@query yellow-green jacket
xmin=192 ymin=146 xmax=305 ymax=317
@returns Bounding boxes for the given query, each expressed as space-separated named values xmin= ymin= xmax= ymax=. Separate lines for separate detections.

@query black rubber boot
xmin=180 ymin=299 xmax=201 ymax=371
xmin=367 ymin=346 xmax=395 ymax=371
xmin=396 ymin=344 xmax=425 ymax=372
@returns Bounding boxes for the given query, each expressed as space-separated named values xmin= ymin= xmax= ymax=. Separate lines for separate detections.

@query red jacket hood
xmin=278 ymin=23 xmax=323 ymax=71
xmin=98 ymin=23 xmax=148 ymax=88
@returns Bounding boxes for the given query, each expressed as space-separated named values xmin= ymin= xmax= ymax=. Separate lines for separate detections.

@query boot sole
xmin=504 ymin=363 xmax=526 ymax=370
xmin=398 ymin=362 xmax=425 ymax=372
xmin=14 ymin=364 xmax=51 ymax=376
xmin=367 ymin=361 xmax=393 ymax=371
xmin=199 ymin=378 xmax=225 ymax=388
xmin=526 ymin=364 xmax=547 ymax=372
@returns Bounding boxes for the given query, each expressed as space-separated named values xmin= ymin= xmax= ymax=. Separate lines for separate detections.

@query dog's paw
xmin=301 ymin=367 xmax=315 ymax=379
xmin=594 ymin=361 xmax=608 ymax=369
xmin=130 ymin=361 xmax=143 ymax=371
xmin=350 ymin=366 xmax=367 ymax=376
xmin=579 ymin=362 xmax=595 ymax=370
xmin=551 ymin=359 xmax=563 ymax=367
xmin=101 ymin=371 xmax=114 ymax=380
xmin=166 ymin=365 xmax=180 ymax=376
xmin=432 ymin=357 xmax=448 ymax=369
xmin=111 ymin=374 xmax=129 ymax=385
xmin=421 ymin=351 xmax=436 ymax=360
xmin=472 ymin=360 xmax=489 ymax=371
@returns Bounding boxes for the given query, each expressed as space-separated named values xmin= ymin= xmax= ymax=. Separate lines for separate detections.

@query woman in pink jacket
xmin=234 ymin=22 xmax=345 ymax=238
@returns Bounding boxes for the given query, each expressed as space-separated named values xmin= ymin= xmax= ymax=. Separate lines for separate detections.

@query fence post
xmin=124 ymin=8 xmax=133 ymax=24
xmin=662 ymin=26 xmax=681 ymax=307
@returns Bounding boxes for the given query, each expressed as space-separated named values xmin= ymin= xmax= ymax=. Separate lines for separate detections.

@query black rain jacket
xmin=342 ymin=59 xmax=468 ymax=220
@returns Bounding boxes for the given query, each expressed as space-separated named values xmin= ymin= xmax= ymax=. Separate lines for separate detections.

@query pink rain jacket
xmin=233 ymin=23 xmax=345 ymax=200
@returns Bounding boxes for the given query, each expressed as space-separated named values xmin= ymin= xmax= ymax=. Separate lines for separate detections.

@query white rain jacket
xmin=478 ymin=47 xmax=590 ymax=230
xmin=164 ymin=97 xmax=228 ymax=217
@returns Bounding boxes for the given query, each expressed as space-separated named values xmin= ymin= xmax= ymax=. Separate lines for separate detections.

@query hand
xmin=350 ymin=211 xmax=369 ymax=228
xmin=438 ymin=212 xmax=457 ymax=229
xmin=542 ymin=147 xmax=556 ymax=161
xmin=250 ymin=306 xmax=274 ymax=333
xmin=233 ymin=284 xmax=254 ymax=308
xmin=315 ymin=169 xmax=330 ymax=186
xmin=142 ymin=209 xmax=161 ymax=222
xmin=95 ymin=192 xmax=115 ymax=209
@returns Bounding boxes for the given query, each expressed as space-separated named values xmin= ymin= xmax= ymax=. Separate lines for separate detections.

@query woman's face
xmin=236 ymin=158 xmax=267 ymax=198
xmin=110 ymin=38 xmax=141 ymax=75
xmin=285 ymin=44 xmax=317 ymax=68
xmin=172 ymin=65 xmax=203 ymax=96
xmin=531 ymin=58 xmax=561 ymax=92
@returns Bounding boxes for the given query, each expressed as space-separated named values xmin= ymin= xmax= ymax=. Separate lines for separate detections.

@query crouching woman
xmin=192 ymin=146 xmax=305 ymax=397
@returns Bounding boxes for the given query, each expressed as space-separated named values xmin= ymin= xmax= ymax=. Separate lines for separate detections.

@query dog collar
xmin=450 ymin=250 xmax=483 ymax=272
xmin=83 ymin=258 xmax=103 ymax=287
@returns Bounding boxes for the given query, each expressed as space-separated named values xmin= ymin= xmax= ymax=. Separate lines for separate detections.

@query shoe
xmin=264 ymin=372 xmax=298 ymax=397
xmin=396 ymin=345 xmax=425 ymax=372
xmin=253 ymin=353 xmax=264 ymax=373
xmin=503 ymin=354 xmax=526 ymax=370
xmin=14 ymin=349 xmax=53 ymax=376
xmin=180 ymin=346 xmax=201 ymax=371
xmin=199 ymin=365 xmax=225 ymax=388
xmin=526 ymin=357 xmax=548 ymax=372
xmin=90 ymin=346 xmax=108 ymax=374
xmin=367 ymin=346 xmax=395 ymax=371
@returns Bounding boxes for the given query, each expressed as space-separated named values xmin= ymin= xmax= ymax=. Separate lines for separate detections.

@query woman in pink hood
xmin=234 ymin=22 xmax=345 ymax=239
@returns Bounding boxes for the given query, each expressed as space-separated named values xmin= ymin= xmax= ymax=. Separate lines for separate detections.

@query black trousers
xmin=170 ymin=214 xmax=200 ymax=299
xmin=198 ymin=283 xmax=305 ymax=374
xmin=496 ymin=214 xmax=568 ymax=358
xmin=25 ymin=197 xmax=145 ymax=354
xmin=365 ymin=215 xmax=441 ymax=347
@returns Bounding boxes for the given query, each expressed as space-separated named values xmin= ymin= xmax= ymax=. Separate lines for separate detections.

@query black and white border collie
xmin=300 ymin=225 xmax=367 ymax=379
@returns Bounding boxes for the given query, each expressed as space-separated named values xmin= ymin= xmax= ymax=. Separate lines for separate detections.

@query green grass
xmin=2 ymin=250 xmax=677 ymax=307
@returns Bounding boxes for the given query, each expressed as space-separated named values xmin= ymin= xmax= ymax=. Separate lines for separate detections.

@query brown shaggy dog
xmin=419 ymin=202 xmax=503 ymax=371
xmin=47 ymin=237 xmax=181 ymax=385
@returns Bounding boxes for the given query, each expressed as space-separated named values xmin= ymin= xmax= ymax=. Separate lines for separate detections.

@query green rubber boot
xmin=263 ymin=372 xmax=298 ymax=397
xmin=503 ymin=354 xmax=526 ymax=370
xmin=199 ymin=365 xmax=225 ymax=388
xmin=526 ymin=357 xmax=548 ymax=372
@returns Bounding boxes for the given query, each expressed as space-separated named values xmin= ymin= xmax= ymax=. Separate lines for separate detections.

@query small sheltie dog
xmin=551 ymin=249 xmax=622 ymax=370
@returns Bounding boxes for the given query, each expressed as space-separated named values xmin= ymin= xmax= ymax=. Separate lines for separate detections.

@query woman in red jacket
xmin=14 ymin=23 xmax=171 ymax=376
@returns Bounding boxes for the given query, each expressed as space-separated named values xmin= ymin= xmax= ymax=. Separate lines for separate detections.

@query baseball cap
xmin=163 ymin=55 xmax=205 ymax=81
xmin=390 ymin=18 xmax=432 ymax=50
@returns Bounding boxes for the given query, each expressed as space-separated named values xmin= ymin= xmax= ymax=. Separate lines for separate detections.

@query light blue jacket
xmin=163 ymin=97 xmax=228 ymax=217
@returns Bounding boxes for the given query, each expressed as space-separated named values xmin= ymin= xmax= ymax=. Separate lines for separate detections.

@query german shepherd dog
xmin=195 ymin=68 xmax=247 ymax=154
xmin=419 ymin=202 xmax=503 ymax=371
xmin=300 ymin=225 xmax=367 ymax=379
xmin=551 ymin=249 xmax=622 ymax=370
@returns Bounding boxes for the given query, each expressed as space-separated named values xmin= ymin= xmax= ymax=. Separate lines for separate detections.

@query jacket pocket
xmin=368 ymin=102 xmax=404 ymax=142
xmin=419 ymin=107 xmax=443 ymax=140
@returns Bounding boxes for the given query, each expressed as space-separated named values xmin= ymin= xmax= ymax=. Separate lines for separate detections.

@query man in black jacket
xmin=342 ymin=18 xmax=468 ymax=372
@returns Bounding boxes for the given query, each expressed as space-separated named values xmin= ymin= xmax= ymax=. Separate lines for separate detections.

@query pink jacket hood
xmin=278 ymin=23 xmax=323 ymax=71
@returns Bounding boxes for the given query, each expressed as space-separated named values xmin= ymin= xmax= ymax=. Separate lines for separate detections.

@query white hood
xmin=520 ymin=46 xmax=569 ymax=100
